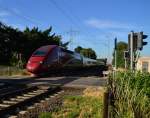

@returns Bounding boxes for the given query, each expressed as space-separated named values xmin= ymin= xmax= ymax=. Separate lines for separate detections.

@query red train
xmin=26 ymin=45 xmax=98 ymax=74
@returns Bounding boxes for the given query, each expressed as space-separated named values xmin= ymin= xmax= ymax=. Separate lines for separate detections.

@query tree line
xmin=74 ymin=46 xmax=97 ymax=59
xmin=112 ymin=41 xmax=128 ymax=68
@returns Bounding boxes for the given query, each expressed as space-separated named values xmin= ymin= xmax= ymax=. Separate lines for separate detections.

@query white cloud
xmin=85 ymin=18 xmax=134 ymax=29
xmin=0 ymin=11 xmax=9 ymax=17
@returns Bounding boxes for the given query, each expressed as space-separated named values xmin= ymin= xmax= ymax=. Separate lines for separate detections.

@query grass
xmin=109 ymin=71 xmax=150 ymax=118
xmin=0 ymin=66 xmax=29 ymax=76
xmin=39 ymin=87 xmax=104 ymax=118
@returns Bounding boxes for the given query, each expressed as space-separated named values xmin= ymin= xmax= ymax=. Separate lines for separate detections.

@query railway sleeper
xmin=3 ymin=100 xmax=17 ymax=105
xmin=0 ymin=104 xmax=10 ymax=108
xmin=0 ymin=86 xmax=61 ymax=117
xmin=16 ymin=96 xmax=30 ymax=99
xmin=18 ymin=110 xmax=30 ymax=118
xmin=23 ymin=94 xmax=35 ymax=97
xmin=24 ymin=91 xmax=63 ymax=117
xmin=8 ymin=115 xmax=18 ymax=118
xmin=10 ymin=98 xmax=25 ymax=102
xmin=33 ymin=90 xmax=45 ymax=92
xmin=27 ymin=92 xmax=40 ymax=95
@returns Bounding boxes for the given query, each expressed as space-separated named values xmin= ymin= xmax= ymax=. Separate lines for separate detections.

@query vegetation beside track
xmin=39 ymin=87 xmax=104 ymax=118
xmin=109 ymin=71 xmax=150 ymax=118
xmin=0 ymin=66 xmax=29 ymax=76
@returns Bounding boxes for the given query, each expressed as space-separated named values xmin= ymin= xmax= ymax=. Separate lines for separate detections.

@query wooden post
xmin=103 ymin=91 xmax=109 ymax=118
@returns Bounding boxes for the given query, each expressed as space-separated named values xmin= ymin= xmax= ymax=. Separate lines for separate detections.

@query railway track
xmin=0 ymin=84 xmax=62 ymax=117
xmin=42 ymin=65 xmax=107 ymax=77
xmin=0 ymin=84 xmax=27 ymax=98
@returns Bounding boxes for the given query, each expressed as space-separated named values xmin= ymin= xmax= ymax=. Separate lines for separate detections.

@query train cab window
xmin=32 ymin=50 xmax=47 ymax=56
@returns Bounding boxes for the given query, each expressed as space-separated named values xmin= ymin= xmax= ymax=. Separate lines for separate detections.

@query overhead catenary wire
xmin=47 ymin=0 xmax=112 ymax=48
xmin=47 ymin=0 xmax=81 ymax=30
xmin=47 ymin=0 xmax=101 ymax=46
xmin=0 ymin=5 xmax=41 ymax=26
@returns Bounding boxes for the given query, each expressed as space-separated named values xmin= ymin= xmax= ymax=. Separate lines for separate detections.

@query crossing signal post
xmin=130 ymin=31 xmax=134 ymax=70
xmin=124 ymin=51 xmax=129 ymax=69
xmin=128 ymin=33 xmax=138 ymax=51
xmin=128 ymin=31 xmax=148 ymax=70
xmin=137 ymin=32 xmax=148 ymax=50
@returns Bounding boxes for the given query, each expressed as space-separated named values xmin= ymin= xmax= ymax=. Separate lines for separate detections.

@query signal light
xmin=124 ymin=51 xmax=129 ymax=59
xmin=137 ymin=32 xmax=148 ymax=50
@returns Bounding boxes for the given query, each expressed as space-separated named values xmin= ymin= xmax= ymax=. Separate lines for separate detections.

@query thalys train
xmin=26 ymin=45 xmax=101 ymax=74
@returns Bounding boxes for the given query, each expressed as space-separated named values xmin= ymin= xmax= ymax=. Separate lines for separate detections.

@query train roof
xmin=38 ymin=45 xmax=58 ymax=51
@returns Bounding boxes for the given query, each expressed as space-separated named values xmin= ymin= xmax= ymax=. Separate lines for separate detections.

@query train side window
xmin=47 ymin=48 xmax=58 ymax=63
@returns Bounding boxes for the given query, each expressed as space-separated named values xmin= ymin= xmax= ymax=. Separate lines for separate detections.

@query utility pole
xmin=66 ymin=28 xmax=79 ymax=51
xmin=114 ymin=38 xmax=117 ymax=70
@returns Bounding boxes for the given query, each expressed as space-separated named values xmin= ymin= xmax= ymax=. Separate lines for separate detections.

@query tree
xmin=74 ymin=46 xmax=83 ymax=53
xmin=0 ymin=22 xmax=24 ymax=64
xmin=23 ymin=27 xmax=63 ymax=61
xmin=112 ymin=41 xmax=128 ymax=68
xmin=60 ymin=41 xmax=70 ymax=49
xmin=0 ymin=22 xmax=62 ymax=66
xmin=74 ymin=46 xmax=97 ymax=59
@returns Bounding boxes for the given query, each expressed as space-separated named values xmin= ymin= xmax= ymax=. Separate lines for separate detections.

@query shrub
xmin=109 ymin=71 xmax=150 ymax=118
xmin=39 ymin=112 xmax=52 ymax=118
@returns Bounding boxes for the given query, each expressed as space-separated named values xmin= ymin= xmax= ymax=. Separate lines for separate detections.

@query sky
xmin=0 ymin=0 xmax=150 ymax=61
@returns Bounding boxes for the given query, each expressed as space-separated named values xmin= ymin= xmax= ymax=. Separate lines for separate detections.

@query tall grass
xmin=109 ymin=71 xmax=150 ymax=118
xmin=0 ymin=66 xmax=28 ymax=76
xmin=39 ymin=94 xmax=103 ymax=118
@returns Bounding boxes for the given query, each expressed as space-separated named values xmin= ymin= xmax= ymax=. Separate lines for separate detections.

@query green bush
xmin=39 ymin=112 xmax=52 ymax=118
xmin=0 ymin=66 xmax=28 ymax=76
xmin=9 ymin=52 xmax=26 ymax=68
xmin=109 ymin=71 xmax=150 ymax=118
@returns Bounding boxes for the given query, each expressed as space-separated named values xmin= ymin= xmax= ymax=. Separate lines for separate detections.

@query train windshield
xmin=32 ymin=50 xmax=47 ymax=56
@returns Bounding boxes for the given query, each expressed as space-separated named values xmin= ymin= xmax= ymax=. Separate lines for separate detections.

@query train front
xmin=26 ymin=45 xmax=56 ymax=74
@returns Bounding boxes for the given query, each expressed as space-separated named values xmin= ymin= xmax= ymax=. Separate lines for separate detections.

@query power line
xmin=0 ymin=5 xmax=41 ymax=25
xmin=47 ymin=0 xmax=81 ymax=29
xmin=47 ymin=0 xmax=98 ymax=40
xmin=48 ymin=0 xmax=107 ymax=47
xmin=46 ymin=0 xmax=112 ymax=58
xmin=61 ymin=0 xmax=116 ymax=48
xmin=59 ymin=0 xmax=100 ymax=38
xmin=66 ymin=28 xmax=79 ymax=50
xmin=47 ymin=0 xmax=96 ymax=44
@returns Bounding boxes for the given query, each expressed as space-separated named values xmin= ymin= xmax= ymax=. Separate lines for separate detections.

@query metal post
xmin=134 ymin=51 xmax=140 ymax=70
xmin=125 ymin=59 xmax=127 ymax=69
xmin=115 ymin=50 xmax=117 ymax=70
xmin=130 ymin=32 xmax=134 ymax=70
xmin=103 ymin=91 xmax=109 ymax=118
xmin=114 ymin=38 xmax=117 ymax=70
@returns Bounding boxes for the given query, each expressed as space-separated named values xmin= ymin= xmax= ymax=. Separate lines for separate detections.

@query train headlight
xmin=28 ymin=61 xmax=31 ymax=64
xmin=39 ymin=61 xmax=43 ymax=64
